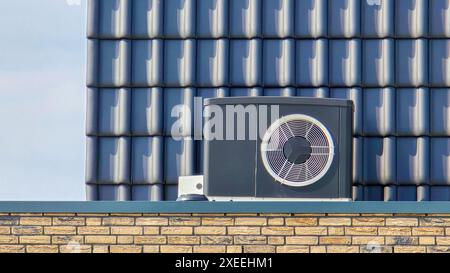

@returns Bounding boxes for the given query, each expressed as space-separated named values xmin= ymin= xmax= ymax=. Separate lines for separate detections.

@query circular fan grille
xmin=261 ymin=114 xmax=335 ymax=187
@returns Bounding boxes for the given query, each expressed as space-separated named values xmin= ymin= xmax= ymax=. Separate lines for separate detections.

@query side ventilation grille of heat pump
xmin=261 ymin=114 xmax=335 ymax=187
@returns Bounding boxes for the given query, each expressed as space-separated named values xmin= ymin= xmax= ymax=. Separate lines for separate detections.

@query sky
xmin=0 ymin=0 xmax=86 ymax=200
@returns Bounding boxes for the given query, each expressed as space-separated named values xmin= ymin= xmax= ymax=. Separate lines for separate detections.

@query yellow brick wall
xmin=1 ymin=213 xmax=450 ymax=253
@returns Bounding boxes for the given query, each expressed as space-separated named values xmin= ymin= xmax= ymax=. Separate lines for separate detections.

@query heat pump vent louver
xmin=261 ymin=114 xmax=335 ymax=187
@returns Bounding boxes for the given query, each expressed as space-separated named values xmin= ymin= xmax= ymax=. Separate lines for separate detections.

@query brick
xmin=276 ymin=246 xmax=309 ymax=253
xmin=234 ymin=236 xmax=267 ymax=245
xmin=420 ymin=218 xmax=450 ymax=226
xmin=0 ymin=227 xmax=10 ymax=234
xmin=12 ymin=226 xmax=42 ymax=235
xmin=285 ymin=218 xmax=317 ymax=226
xmin=226 ymin=213 xmax=258 ymax=217
xmin=261 ymin=227 xmax=294 ymax=236
xmin=228 ymin=227 xmax=260 ymax=235
xmin=192 ymin=214 xmax=224 ymax=217
xmin=310 ymin=246 xmax=326 ymax=253
xmin=161 ymin=227 xmax=193 ymax=235
xmin=110 ymin=245 xmax=142 ymax=253
xmin=93 ymin=245 xmax=109 ymax=253
xmin=285 ymin=236 xmax=318 ymax=245
xmin=19 ymin=236 xmax=51 ymax=244
xmin=436 ymin=237 xmax=450 ymax=245
xmin=86 ymin=218 xmax=102 ymax=226
xmin=53 ymin=217 xmax=85 ymax=226
xmin=394 ymin=246 xmax=426 ymax=253
xmin=268 ymin=218 xmax=284 ymax=226
xmin=60 ymin=245 xmax=92 ymax=253
xmin=10 ymin=213 xmax=42 ymax=216
xmin=110 ymin=213 xmax=142 ymax=217
xmin=135 ymin=236 xmax=167 ymax=245
xmin=319 ymin=236 xmax=352 ymax=245
xmin=361 ymin=214 xmax=393 ymax=217
xmin=327 ymin=214 xmax=360 ymax=217
xmin=295 ymin=227 xmax=327 ymax=235
xmin=194 ymin=246 xmax=226 ymax=253
xmin=268 ymin=236 xmax=285 ymax=245
xmin=117 ymin=236 xmax=134 ymax=244
xmin=360 ymin=245 xmax=393 ymax=253
xmin=85 ymin=236 xmax=117 ymax=244
xmin=412 ymin=227 xmax=444 ymax=236
xmin=143 ymin=227 xmax=160 ymax=235
xmin=226 ymin=246 xmax=242 ymax=253
xmin=76 ymin=214 xmax=109 ymax=217
xmin=111 ymin=227 xmax=143 ymax=235
xmin=352 ymin=236 xmax=385 ymax=245
xmin=293 ymin=214 xmax=325 ymax=217
xmin=378 ymin=227 xmax=411 ymax=236
xmin=327 ymin=246 xmax=359 ymax=253
xmin=201 ymin=236 xmax=233 ymax=245
xmin=385 ymin=218 xmax=418 ymax=227
xmin=159 ymin=214 xmax=192 ymax=217
xmin=52 ymin=236 xmax=84 ymax=245
xmin=194 ymin=227 xmax=226 ymax=235
xmin=143 ymin=246 xmax=160 ymax=253
xmin=0 ymin=245 xmax=25 ymax=253
xmin=328 ymin=227 xmax=344 ymax=235
xmin=20 ymin=217 xmax=52 ymax=226
xmin=352 ymin=218 xmax=385 ymax=226
xmin=102 ymin=217 xmax=135 ymax=226
xmin=168 ymin=236 xmax=200 ymax=245
xmin=201 ymin=218 xmax=234 ymax=226
xmin=0 ymin=216 xmax=19 ymax=226
xmin=394 ymin=214 xmax=425 ymax=217
xmin=244 ymin=246 xmax=275 ymax=253
xmin=260 ymin=214 xmax=291 ymax=217
xmin=169 ymin=217 xmax=201 ymax=226
xmin=78 ymin=226 xmax=110 ymax=235
xmin=44 ymin=226 xmax=77 ymax=235
xmin=345 ymin=227 xmax=378 ymax=236
xmin=0 ymin=235 xmax=18 ymax=244
xmin=419 ymin=237 xmax=436 ymax=245
xmin=385 ymin=236 xmax=418 ymax=245
xmin=234 ymin=218 xmax=267 ymax=226
xmin=428 ymin=246 xmax=450 ymax=253
xmin=160 ymin=246 xmax=192 ymax=253
xmin=26 ymin=245 xmax=59 ymax=253
xmin=319 ymin=218 xmax=351 ymax=226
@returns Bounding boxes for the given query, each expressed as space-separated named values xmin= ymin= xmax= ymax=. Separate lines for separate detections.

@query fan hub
xmin=283 ymin=137 xmax=312 ymax=164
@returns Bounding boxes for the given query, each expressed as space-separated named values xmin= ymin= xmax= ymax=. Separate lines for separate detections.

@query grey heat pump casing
xmin=204 ymin=97 xmax=353 ymax=201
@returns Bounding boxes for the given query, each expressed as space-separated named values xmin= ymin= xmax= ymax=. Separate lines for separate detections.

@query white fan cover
xmin=261 ymin=114 xmax=335 ymax=187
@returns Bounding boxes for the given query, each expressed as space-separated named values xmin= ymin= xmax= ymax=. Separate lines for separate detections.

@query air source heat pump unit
xmin=203 ymin=97 xmax=353 ymax=201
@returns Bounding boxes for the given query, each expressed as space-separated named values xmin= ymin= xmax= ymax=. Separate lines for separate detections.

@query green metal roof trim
xmin=0 ymin=202 xmax=450 ymax=213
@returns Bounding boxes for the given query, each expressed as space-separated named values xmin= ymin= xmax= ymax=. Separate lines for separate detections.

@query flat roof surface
xmin=0 ymin=202 xmax=450 ymax=213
